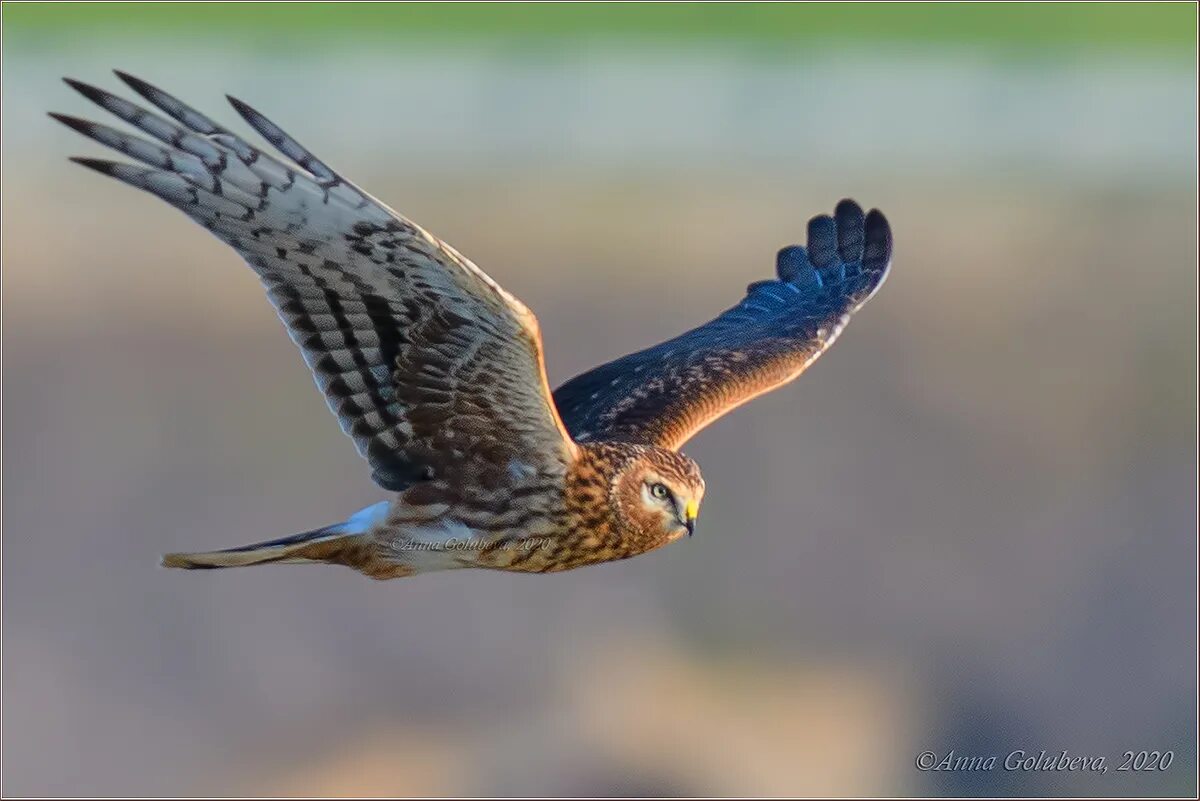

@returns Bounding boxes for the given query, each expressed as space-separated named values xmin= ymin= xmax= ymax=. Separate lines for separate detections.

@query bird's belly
xmin=375 ymin=519 xmax=482 ymax=572
xmin=378 ymin=517 xmax=676 ymax=574
xmin=476 ymin=528 xmax=678 ymax=573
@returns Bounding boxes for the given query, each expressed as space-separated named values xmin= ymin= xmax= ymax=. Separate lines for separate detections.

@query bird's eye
xmin=650 ymin=483 xmax=670 ymax=500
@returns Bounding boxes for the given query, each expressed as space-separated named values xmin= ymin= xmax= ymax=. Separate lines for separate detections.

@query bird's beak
xmin=683 ymin=499 xmax=699 ymax=537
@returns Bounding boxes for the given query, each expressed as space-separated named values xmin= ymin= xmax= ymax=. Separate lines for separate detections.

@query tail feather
xmin=161 ymin=502 xmax=405 ymax=578
xmin=161 ymin=525 xmax=355 ymax=570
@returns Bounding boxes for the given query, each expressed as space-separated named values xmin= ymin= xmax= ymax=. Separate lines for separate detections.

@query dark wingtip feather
xmin=226 ymin=95 xmax=273 ymax=141
xmin=862 ymin=208 xmax=893 ymax=272
xmin=834 ymin=199 xmax=866 ymax=264
xmin=112 ymin=68 xmax=147 ymax=90
xmin=835 ymin=198 xmax=863 ymax=217
xmin=112 ymin=69 xmax=163 ymax=104
xmin=226 ymin=95 xmax=279 ymax=145
xmin=806 ymin=214 xmax=839 ymax=270
xmin=225 ymin=94 xmax=257 ymax=124
xmin=48 ymin=111 xmax=94 ymax=135
xmin=62 ymin=77 xmax=110 ymax=104
xmin=116 ymin=69 xmax=230 ymax=137
xmin=775 ymin=245 xmax=807 ymax=281
xmin=226 ymin=93 xmax=339 ymax=182
xmin=67 ymin=155 xmax=120 ymax=174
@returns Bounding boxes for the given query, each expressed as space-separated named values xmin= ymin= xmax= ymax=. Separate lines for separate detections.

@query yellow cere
xmin=685 ymin=499 xmax=699 ymax=521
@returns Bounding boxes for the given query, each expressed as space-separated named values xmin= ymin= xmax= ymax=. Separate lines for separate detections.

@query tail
xmin=161 ymin=525 xmax=362 ymax=570
xmin=161 ymin=501 xmax=403 ymax=577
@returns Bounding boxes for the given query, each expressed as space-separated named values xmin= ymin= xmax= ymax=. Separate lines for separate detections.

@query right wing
xmin=55 ymin=72 xmax=577 ymax=492
xmin=554 ymin=201 xmax=892 ymax=450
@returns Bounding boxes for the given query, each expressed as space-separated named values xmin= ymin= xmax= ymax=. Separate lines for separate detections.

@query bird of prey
xmin=54 ymin=72 xmax=892 ymax=580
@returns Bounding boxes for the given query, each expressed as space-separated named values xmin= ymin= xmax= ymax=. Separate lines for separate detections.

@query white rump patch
xmin=333 ymin=500 xmax=390 ymax=534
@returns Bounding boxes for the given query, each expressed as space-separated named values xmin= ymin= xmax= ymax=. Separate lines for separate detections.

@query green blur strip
xmin=4 ymin=2 xmax=1195 ymax=53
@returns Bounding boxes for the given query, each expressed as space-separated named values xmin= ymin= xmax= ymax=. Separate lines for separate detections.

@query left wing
xmin=54 ymin=72 xmax=578 ymax=493
xmin=553 ymin=200 xmax=892 ymax=450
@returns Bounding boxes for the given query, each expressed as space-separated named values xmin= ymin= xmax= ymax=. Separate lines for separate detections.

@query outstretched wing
xmin=553 ymin=200 xmax=892 ymax=450
xmin=56 ymin=72 xmax=577 ymax=492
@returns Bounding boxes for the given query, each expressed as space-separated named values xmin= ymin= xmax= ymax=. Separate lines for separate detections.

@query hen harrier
xmin=54 ymin=72 xmax=892 ymax=579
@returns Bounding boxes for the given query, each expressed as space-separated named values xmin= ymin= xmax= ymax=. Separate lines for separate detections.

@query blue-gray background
xmin=2 ymin=4 xmax=1196 ymax=796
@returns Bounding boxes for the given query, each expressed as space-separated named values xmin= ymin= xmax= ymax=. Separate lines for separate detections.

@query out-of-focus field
xmin=6 ymin=2 xmax=1194 ymax=50
xmin=2 ymin=4 xmax=1196 ymax=797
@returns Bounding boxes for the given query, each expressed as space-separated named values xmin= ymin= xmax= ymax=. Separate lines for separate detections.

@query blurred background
xmin=2 ymin=3 xmax=1196 ymax=796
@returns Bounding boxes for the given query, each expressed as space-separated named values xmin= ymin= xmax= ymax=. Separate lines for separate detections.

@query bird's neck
xmin=562 ymin=442 xmax=670 ymax=561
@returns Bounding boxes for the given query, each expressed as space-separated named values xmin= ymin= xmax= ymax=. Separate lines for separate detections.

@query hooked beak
xmin=683 ymin=499 xmax=699 ymax=537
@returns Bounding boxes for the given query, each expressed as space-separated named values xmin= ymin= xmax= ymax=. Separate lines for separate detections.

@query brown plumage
xmin=57 ymin=73 xmax=891 ymax=581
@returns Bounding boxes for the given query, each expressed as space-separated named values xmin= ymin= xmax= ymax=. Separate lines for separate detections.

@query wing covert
xmin=57 ymin=72 xmax=577 ymax=491
xmin=553 ymin=200 xmax=892 ymax=450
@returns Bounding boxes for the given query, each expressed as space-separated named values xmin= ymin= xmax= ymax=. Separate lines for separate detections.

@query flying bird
xmin=53 ymin=72 xmax=892 ymax=580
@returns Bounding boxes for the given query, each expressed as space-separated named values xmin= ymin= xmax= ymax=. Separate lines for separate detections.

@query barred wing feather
xmin=56 ymin=72 xmax=576 ymax=492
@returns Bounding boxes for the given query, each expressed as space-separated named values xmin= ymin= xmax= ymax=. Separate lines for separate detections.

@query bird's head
xmin=611 ymin=445 xmax=705 ymax=544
